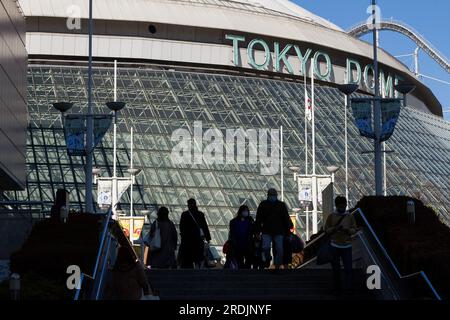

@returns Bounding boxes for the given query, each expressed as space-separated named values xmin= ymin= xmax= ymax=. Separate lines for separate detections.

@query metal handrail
xmin=297 ymin=208 xmax=442 ymax=300
xmin=74 ymin=206 xmax=113 ymax=300
xmin=354 ymin=208 xmax=442 ymax=300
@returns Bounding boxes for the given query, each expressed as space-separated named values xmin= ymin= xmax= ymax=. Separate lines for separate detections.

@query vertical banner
xmin=117 ymin=179 xmax=133 ymax=201
xmin=93 ymin=115 xmax=113 ymax=147
xmin=97 ymin=179 xmax=112 ymax=208
xmin=351 ymin=98 xmax=375 ymax=139
xmin=317 ymin=177 xmax=332 ymax=206
xmin=381 ymin=99 xmax=402 ymax=142
xmin=298 ymin=177 xmax=312 ymax=203
xmin=119 ymin=218 xmax=130 ymax=238
xmin=64 ymin=115 xmax=85 ymax=155
xmin=132 ymin=217 xmax=145 ymax=241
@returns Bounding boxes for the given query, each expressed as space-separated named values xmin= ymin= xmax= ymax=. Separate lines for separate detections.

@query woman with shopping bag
xmin=145 ymin=207 xmax=178 ymax=269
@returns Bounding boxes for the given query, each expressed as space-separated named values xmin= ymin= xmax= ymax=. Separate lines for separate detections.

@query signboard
xmin=64 ymin=115 xmax=85 ymax=156
xmin=381 ymin=99 xmax=402 ymax=142
xmin=351 ymin=98 xmax=375 ymax=139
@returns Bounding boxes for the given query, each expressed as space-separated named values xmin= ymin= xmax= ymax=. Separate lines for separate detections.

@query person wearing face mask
xmin=324 ymin=196 xmax=358 ymax=295
xmin=228 ymin=205 xmax=255 ymax=269
xmin=255 ymin=188 xmax=293 ymax=271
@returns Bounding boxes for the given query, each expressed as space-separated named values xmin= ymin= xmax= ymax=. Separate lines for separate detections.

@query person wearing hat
xmin=255 ymin=188 xmax=293 ymax=270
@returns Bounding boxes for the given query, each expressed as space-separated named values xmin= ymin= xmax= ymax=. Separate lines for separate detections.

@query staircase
xmin=146 ymin=268 xmax=375 ymax=300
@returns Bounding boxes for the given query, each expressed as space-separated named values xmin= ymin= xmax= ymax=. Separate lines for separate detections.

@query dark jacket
xmin=147 ymin=218 xmax=178 ymax=268
xmin=179 ymin=209 xmax=211 ymax=263
xmin=229 ymin=216 xmax=255 ymax=253
xmin=255 ymin=200 xmax=293 ymax=236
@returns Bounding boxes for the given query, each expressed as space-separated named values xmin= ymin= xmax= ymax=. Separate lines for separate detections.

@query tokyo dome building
xmin=7 ymin=0 xmax=450 ymax=245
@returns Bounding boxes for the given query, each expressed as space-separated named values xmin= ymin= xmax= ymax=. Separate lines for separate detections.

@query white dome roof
xmin=221 ymin=0 xmax=342 ymax=30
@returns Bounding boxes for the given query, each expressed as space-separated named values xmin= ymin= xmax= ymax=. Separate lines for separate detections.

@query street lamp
xmin=338 ymin=84 xmax=358 ymax=201
xmin=326 ymin=165 xmax=341 ymax=184
xmin=394 ymin=83 xmax=416 ymax=108
xmin=53 ymin=102 xmax=73 ymax=127
xmin=106 ymin=101 xmax=126 ymax=220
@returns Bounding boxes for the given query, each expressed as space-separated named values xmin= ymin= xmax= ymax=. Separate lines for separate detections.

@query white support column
xmin=344 ymin=94 xmax=349 ymax=201
xmin=112 ymin=60 xmax=118 ymax=220
xmin=280 ymin=126 xmax=284 ymax=202
xmin=311 ymin=57 xmax=318 ymax=235
xmin=129 ymin=127 xmax=134 ymax=243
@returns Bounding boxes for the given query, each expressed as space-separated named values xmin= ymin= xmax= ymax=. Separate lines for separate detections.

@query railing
xmin=297 ymin=208 xmax=442 ymax=300
xmin=354 ymin=208 xmax=441 ymax=300
xmin=74 ymin=206 xmax=114 ymax=300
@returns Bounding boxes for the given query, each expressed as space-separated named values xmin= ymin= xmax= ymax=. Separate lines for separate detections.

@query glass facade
xmin=5 ymin=63 xmax=450 ymax=245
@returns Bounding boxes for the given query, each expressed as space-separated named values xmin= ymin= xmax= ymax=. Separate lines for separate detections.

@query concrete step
xmin=146 ymin=268 xmax=375 ymax=300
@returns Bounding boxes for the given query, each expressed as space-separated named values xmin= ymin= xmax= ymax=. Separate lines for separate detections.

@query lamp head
xmin=53 ymin=102 xmax=73 ymax=113
xmin=289 ymin=166 xmax=301 ymax=173
xmin=127 ymin=168 xmax=142 ymax=176
xmin=337 ymin=84 xmax=359 ymax=95
xmin=326 ymin=165 xmax=341 ymax=174
xmin=394 ymin=83 xmax=416 ymax=95
xmin=106 ymin=101 xmax=126 ymax=112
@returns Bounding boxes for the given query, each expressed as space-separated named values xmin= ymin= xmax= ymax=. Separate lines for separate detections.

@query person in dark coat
xmin=228 ymin=205 xmax=255 ymax=269
xmin=179 ymin=199 xmax=211 ymax=269
xmin=146 ymin=207 xmax=178 ymax=269
xmin=255 ymin=188 xmax=293 ymax=270
xmin=104 ymin=246 xmax=152 ymax=300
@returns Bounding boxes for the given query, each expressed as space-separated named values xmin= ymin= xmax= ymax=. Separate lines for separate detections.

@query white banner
xmin=117 ymin=179 xmax=132 ymax=200
xmin=97 ymin=179 xmax=112 ymax=207
xmin=317 ymin=177 xmax=332 ymax=205
xmin=298 ymin=177 xmax=312 ymax=202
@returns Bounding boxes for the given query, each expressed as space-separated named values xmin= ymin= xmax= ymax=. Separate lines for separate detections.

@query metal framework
xmin=348 ymin=19 xmax=450 ymax=73
xmin=4 ymin=63 xmax=450 ymax=245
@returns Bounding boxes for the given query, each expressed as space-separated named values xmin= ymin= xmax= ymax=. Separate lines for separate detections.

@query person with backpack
xmin=145 ymin=206 xmax=178 ymax=269
xmin=255 ymin=188 xmax=293 ymax=271
xmin=324 ymin=196 xmax=358 ymax=295
xmin=228 ymin=205 xmax=255 ymax=269
xmin=178 ymin=198 xmax=211 ymax=269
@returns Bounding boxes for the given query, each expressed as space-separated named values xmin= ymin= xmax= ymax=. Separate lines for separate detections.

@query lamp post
xmin=337 ymin=84 xmax=359 ymax=201
xmin=86 ymin=0 xmax=94 ymax=213
xmin=371 ymin=0 xmax=383 ymax=197
xmin=106 ymin=101 xmax=126 ymax=220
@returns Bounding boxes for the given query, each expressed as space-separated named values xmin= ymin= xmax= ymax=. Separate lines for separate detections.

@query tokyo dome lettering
xmin=225 ymin=34 xmax=397 ymax=97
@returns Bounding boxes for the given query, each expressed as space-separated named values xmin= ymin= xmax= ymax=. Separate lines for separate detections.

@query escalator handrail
xmin=354 ymin=208 xmax=442 ymax=301
xmin=74 ymin=206 xmax=113 ymax=300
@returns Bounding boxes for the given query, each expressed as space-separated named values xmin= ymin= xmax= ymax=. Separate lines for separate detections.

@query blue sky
xmin=293 ymin=0 xmax=450 ymax=120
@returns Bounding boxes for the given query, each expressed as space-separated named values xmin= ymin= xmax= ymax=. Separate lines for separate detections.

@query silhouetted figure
xmin=324 ymin=196 xmax=357 ymax=295
xmin=255 ymin=188 xmax=293 ymax=270
xmin=179 ymin=199 xmax=211 ymax=269
xmin=146 ymin=207 xmax=178 ymax=269
xmin=228 ymin=205 xmax=255 ymax=269
xmin=104 ymin=246 xmax=151 ymax=300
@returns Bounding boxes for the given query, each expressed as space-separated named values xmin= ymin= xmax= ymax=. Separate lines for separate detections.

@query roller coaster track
xmin=348 ymin=19 xmax=450 ymax=74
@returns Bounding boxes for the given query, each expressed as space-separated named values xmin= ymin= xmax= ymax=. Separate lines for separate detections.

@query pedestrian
xmin=179 ymin=198 xmax=211 ymax=269
xmin=103 ymin=246 xmax=153 ymax=300
xmin=228 ymin=205 xmax=255 ymax=269
xmin=324 ymin=196 xmax=358 ymax=295
xmin=146 ymin=207 xmax=178 ymax=269
xmin=255 ymin=188 xmax=293 ymax=271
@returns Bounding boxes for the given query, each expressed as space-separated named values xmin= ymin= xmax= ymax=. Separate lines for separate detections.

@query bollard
xmin=407 ymin=200 xmax=415 ymax=224
xmin=10 ymin=273 xmax=20 ymax=300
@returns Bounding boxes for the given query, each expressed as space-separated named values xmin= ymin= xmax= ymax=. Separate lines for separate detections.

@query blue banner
xmin=64 ymin=115 xmax=85 ymax=156
xmin=351 ymin=98 xmax=375 ymax=139
xmin=381 ymin=99 xmax=402 ymax=142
